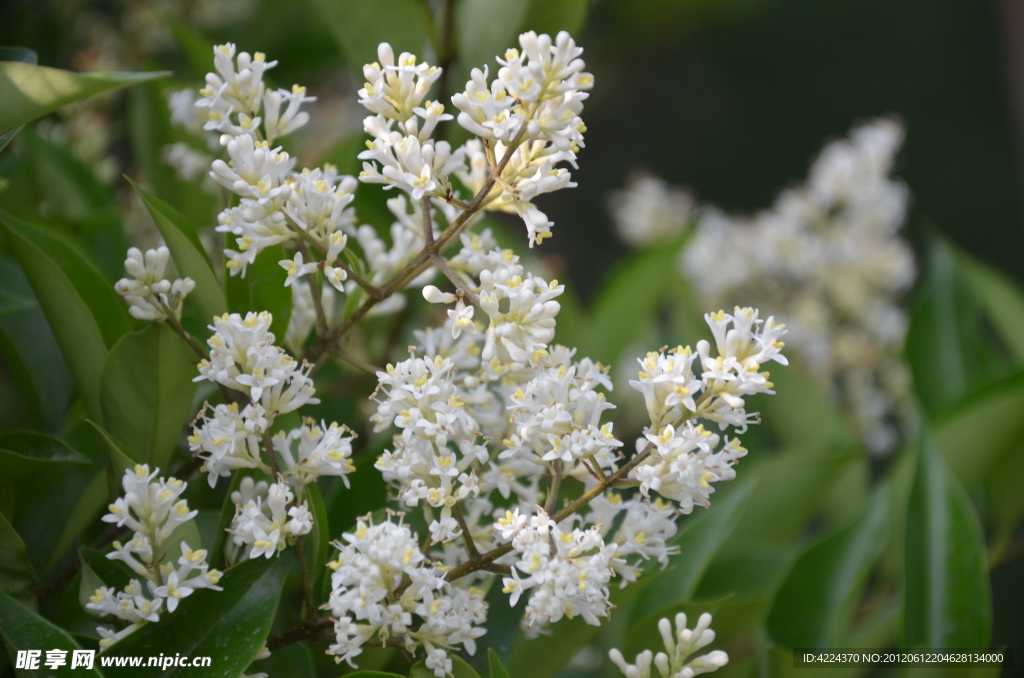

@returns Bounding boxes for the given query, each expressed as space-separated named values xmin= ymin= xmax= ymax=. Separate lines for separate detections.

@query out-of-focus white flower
xmin=609 ymin=174 xmax=695 ymax=248
xmin=681 ymin=119 xmax=916 ymax=453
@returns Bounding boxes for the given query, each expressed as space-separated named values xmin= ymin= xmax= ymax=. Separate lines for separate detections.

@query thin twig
xmin=163 ymin=312 xmax=234 ymax=404
xmin=452 ymin=502 xmax=480 ymax=560
xmin=544 ymin=460 xmax=564 ymax=515
xmin=265 ymin=616 xmax=333 ymax=650
xmin=421 ymin=195 xmax=481 ymax=305
xmin=331 ymin=344 xmax=380 ymax=375
xmin=296 ymin=241 xmax=329 ymax=336
xmin=443 ymin=443 xmax=654 ymax=582
xmin=301 ymin=123 xmax=529 ymax=366
xmin=262 ymin=430 xmax=282 ymax=477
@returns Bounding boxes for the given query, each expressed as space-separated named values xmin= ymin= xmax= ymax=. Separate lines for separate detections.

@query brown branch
xmin=265 ymin=616 xmax=333 ymax=650
xmin=294 ymin=539 xmax=318 ymax=622
xmin=301 ymin=122 xmax=528 ymax=366
xmin=443 ymin=444 xmax=654 ymax=582
xmin=452 ymin=502 xmax=480 ymax=560
xmin=544 ymin=460 xmax=564 ymax=515
xmin=262 ymin=430 xmax=282 ymax=477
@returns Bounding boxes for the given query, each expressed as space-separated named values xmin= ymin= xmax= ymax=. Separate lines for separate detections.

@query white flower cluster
xmin=114 ymin=247 xmax=195 ymax=321
xmin=681 ymin=120 xmax=916 ymax=453
xmin=609 ymin=613 xmax=728 ymax=678
xmin=326 ymin=517 xmax=486 ymax=677
xmin=497 ymin=509 xmax=617 ymax=630
xmin=285 ymin=279 xmax=336 ymax=354
xmin=629 ymin=308 xmax=787 ymax=511
xmin=87 ymin=465 xmax=221 ymax=649
xmin=228 ymin=477 xmax=313 ymax=560
xmin=609 ymin=174 xmax=695 ymax=248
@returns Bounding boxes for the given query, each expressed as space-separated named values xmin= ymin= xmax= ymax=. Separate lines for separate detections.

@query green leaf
xmin=955 ymin=247 xmax=1024 ymax=363
xmin=905 ymin=238 xmax=1005 ymax=419
xmin=224 ymin=245 xmax=292 ymax=341
xmin=904 ymin=428 xmax=991 ymax=648
xmin=934 ymin=371 xmax=1024 ymax=488
xmin=77 ymin=547 xmax=135 ymax=616
xmin=487 ymin=648 xmax=511 ymax=678
xmin=468 ymin=570 xmax=525 ymax=673
xmin=99 ymin=323 xmax=197 ymax=470
xmin=412 ymin=655 xmax=483 ymax=678
xmin=104 ymin=553 xmax=291 ymax=675
xmin=0 ymin=430 xmax=89 ymax=478
xmin=630 ymin=480 xmax=756 ymax=626
xmin=455 ymin=0 xmax=530 ymax=91
xmin=210 ymin=470 xmax=250 ymax=569
xmin=85 ymin=420 xmax=141 ymax=479
xmin=579 ymin=236 xmax=686 ymax=363
xmin=0 ymin=258 xmax=74 ymax=431
xmin=757 ymin=367 xmax=859 ymax=455
xmin=518 ymin=0 xmax=589 ymax=36
xmin=0 ymin=60 xmax=167 ymax=136
xmin=0 ymin=511 xmax=36 ymax=609
xmin=127 ymin=179 xmax=226 ymax=326
xmin=0 ymin=47 xmax=37 ymax=153
xmin=344 ymin=673 xmax=407 ymax=678
xmin=305 ymin=482 xmax=330 ymax=594
xmin=310 ymin=0 xmax=430 ymax=71
xmin=46 ymin=471 xmax=108 ymax=574
xmin=765 ymin=487 xmax=889 ymax=648
xmin=0 ymin=210 xmax=131 ymax=420
xmin=0 ymin=588 xmax=103 ymax=678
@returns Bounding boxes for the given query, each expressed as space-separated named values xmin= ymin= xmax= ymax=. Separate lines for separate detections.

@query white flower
xmin=114 ymin=247 xmax=195 ymax=321
xmin=271 ymin=419 xmax=356 ymax=486
xmin=230 ymin=482 xmax=309 ymax=559
xmin=358 ymin=44 xmax=442 ymax=122
xmin=609 ymin=174 xmax=694 ymax=248
xmin=447 ymin=302 xmax=476 ymax=339
xmin=188 ymin=402 xmax=267 ymax=487
xmin=609 ymin=613 xmax=728 ymax=678
xmin=279 ymin=251 xmax=318 ymax=287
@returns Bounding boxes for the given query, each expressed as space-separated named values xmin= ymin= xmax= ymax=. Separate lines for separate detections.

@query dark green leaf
xmin=467 ymin=571 xmax=524 ymax=673
xmin=344 ymin=673 xmax=407 ymax=678
xmin=225 ymin=245 xmax=292 ymax=341
xmin=127 ymin=180 xmax=226 ymax=327
xmin=630 ymin=480 xmax=756 ymax=626
xmin=310 ymin=0 xmax=430 ymax=70
xmin=455 ymin=0 xmax=530 ymax=92
xmin=0 ymin=588 xmax=103 ymax=677
xmin=104 ymin=553 xmax=291 ymax=676
xmin=210 ymin=470 xmax=250 ymax=570
xmin=765 ymin=487 xmax=889 ymax=648
xmin=0 ymin=258 xmax=73 ymax=431
xmin=0 ymin=430 xmax=89 ymax=478
xmin=0 ymin=209 xmax=132 ymax=419
xmin=85 ymin=420 xmax=141 ymax=480
xmin=0 ymin=210 xmax=131 ymax=420
xmin=99 ymin=323 xmax=197 ymax=470
xmin=0 ymin=61 xmax=168 ymax=135
xmin=904 ymin=428 xmax=991 ymax=648
xmin=47 ymin=471 xmax=107 ymax=574
xmin=0 ymin=511 xmax=35 ymax=610
xmin=77 ymin=547 xmax=135 ymax=616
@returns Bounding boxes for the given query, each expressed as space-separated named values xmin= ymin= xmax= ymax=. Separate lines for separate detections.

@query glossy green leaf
xmin=0 ymin=430 xmax=89 ymax=478
xmin=468 ymin=570 xmax=525 ymax=673
xmin=0 ymin=210 xmax=131 ymax=420
xmin=77 ymin=547 xmax=134 ymax=616
xmin=0 ymin=60 xmax=167 ymax=135
xmin=766 ymin=487 xmax=889 ymax=648
xmin=0 ymin=259 xmax=74 ymax=431
xmin=225 ymin=244 xmax=292 ymax=341
xmin=85 ymin=420 xmax=141 ymax=479
xmin=630 ymin=480 xmax=756 ymax=626
xmin=0 ymin=511 xmax=35 ymax=609
xmin=99 ymin=323 xmax=197 ymax=470
xmin=0 ymin=588 xmax=103 ymax=677
xmin=488 ymin=648 xmax=511 ymax=678
xmin=904 ymin=429 xmax=991 ymax=648
xmin=127 ymin=179 xmax=226 ymax=326
xmin=310 ymin=0 xmax=430 ymax=70
xmin=955 ymin=247 xmax=1024 ymax=363
xmin=104 ymin=553 xmax=291 ymax=675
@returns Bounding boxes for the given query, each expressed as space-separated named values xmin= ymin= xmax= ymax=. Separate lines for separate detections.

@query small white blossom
xmin=609 ymin=613 xmax=728 ymax=678
xmin=114 ymin=247 xmax=195 ymax=321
